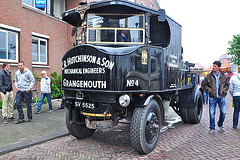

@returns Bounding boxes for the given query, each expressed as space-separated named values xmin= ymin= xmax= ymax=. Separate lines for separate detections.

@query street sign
xmin=35 ymin=0 xmax=46 ymax=9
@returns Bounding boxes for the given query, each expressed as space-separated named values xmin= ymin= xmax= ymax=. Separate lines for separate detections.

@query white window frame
xmin=32 ymin=36 xmax=48 ymax=65
xmin=0 ymin=28 xmax=19 ymax=62
xmin=86 ymin=14 xmax=145 ymax=45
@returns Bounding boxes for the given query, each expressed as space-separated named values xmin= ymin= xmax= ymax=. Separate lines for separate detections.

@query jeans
xmin=37 ymin=93 xmax=53 ymax=111
xmin=233 ymin=96 xmax=240 ymax=128
xmin=59 ymin=100 xmax=64 ymax=109
xmin=209 ymin=97 xmax=226 ymax=130
xmin=203 ymin=91 xmax=209 ymax=104
xmin=16 ymin=90 xmax=32 ymax=120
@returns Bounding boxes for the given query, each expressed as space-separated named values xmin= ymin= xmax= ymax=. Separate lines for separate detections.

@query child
xmin=35 ymin=71 xmax=53 ymax=113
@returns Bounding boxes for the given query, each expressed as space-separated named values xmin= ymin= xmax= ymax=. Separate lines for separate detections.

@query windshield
xmin=87 ymin=14 xmax=145 ymax=45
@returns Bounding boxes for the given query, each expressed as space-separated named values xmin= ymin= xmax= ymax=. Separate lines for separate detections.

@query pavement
xmin=0 ymin=98 xmax=181 ymax=157
xmin=0 ymin=99 xmax=69 ymax=155
xmin=0 ymin=93 xmax=239 ymax=159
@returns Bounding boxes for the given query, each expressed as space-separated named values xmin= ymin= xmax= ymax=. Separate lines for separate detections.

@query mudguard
xmin=134 ymin=94 xmax=163 ymax=107
xmin=178 ymin=85 xmax=203 ymax=108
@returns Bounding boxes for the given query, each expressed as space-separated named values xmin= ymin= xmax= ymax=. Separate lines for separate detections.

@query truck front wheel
xmin=130 ymin=99 xmax=161 ymax=154
xmin=66 ymin=109 xmax=95 ymax=139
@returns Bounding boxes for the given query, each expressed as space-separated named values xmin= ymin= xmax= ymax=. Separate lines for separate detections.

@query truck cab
xmin=62 ymin=0 xmax=203 ymax=154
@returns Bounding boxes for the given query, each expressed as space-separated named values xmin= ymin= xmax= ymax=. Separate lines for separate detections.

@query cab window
xmin=87 ymin=14 xmax=145 ymax=45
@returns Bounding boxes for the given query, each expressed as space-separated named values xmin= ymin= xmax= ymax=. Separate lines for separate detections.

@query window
xmin=150 ymin=16 xmax=170 ymax=47
xmin=87 ymin=14 xmax=145 ymax=45
xmin=32 ymin=37 xmax=47 ymax=64
xmin=0 ymin=29 xmax=18 ymax=61
xmin=53 ymin=0 xmax=65 ymax=18
xmin=22 ymin=0 xmax=65 ymax=18
xmin=22 ymin=0 xmax=49 ymax=12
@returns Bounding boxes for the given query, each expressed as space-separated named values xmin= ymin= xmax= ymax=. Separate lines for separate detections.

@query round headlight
xmin=119 ymin=94 xmax=131 ymax=107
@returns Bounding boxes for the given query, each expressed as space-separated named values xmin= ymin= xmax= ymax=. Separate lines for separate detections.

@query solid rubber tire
xmin=180 ymin=90 xmax=203 ymax=124
xmin=188 ymin=91 xmax=203 ymax=124
xmin=130 ymin=99 xmax=161 ymax=154
xmin=66 ymin=109 xmax=95 ymax=139
xmin=180 ymin=108 xmax=189 ymax=123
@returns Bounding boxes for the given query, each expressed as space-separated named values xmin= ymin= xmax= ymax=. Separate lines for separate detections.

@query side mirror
xmin=158 ymin=9 xmax=166 ymax=22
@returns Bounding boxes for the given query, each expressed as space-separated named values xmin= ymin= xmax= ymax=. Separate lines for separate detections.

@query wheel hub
xmin=145 ymin=112 xmax=159 ymax=143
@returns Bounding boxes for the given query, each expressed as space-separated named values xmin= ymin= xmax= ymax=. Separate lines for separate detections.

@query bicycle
xmin=13 ymin=89 xmax=39 ymax=109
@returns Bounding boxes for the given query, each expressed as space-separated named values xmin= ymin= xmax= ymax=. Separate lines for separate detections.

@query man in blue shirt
xmin=202 ymin=61 xmax=229 ymax=133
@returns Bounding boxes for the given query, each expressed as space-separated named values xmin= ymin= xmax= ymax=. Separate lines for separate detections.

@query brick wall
xmin=0 ymin=0 xmax=74 ymax=95
xmin=66 ymin=0 xmax=81 ymax=10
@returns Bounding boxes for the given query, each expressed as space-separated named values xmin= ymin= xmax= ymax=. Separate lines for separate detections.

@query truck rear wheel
xmin=130 ymin=99 xmax=161 ymax=154
xmin=66 ymin=109 xmax=95 ymax=139
xmin=188 ymin=91 xmax=203 ymax=124
xmin=180 ymin=90 xmax=203 ymax=124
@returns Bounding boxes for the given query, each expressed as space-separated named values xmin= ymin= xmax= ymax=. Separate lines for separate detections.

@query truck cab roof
xmin=62 ymin=0 xmax=163 ymax=27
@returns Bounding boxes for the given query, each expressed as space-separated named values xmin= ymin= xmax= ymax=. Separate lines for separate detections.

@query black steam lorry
xmin=61 ymin=0 xmax=203 ymax=154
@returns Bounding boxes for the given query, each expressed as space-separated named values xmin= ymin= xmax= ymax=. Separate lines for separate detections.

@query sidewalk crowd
xmin=0 ymin=61 xmax=64 ymax=125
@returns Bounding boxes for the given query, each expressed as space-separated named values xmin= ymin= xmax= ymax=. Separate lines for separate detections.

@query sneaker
xmin=209 ymin=129 xmax=215 ymax=134
xmin=58 ymin=107 xmax=64 ymax=109
xmin=15 ymin=119 xmax=25 ymax=124
xmin=219 ymin=126 xmax=225 ymax=132
xmin=47 ymin=109 xmax=53 ymax=112
xmin=8 ymin=116 xmax=15 ymax=120
xmin=28 ymin=119 xmax=34 ymax=123
xmin=35 ymin=110 xmax=40 ymax=114
xmin=3 ymin=117 xmax=8 ymax=124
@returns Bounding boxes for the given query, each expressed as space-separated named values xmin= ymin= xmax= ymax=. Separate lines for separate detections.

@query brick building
xmin=0 ymin=0 xmax=160 ymax=94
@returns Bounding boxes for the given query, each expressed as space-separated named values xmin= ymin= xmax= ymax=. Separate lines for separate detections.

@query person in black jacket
xmin=0 ymin=62 xmax=14 ymax=124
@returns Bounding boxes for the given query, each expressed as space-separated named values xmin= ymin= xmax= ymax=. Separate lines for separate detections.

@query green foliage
xmin=50 ymin=71 xmax=63 ymax=99
xmin=33 ymin=72 xmax=41 ymax=82
xmin=44 ymin=97 xmax=48 ymax=104
xmin=37 ymin=97 xmax=48 ymax=104
xmin=227 ymin=34 xmax=240 ymax=65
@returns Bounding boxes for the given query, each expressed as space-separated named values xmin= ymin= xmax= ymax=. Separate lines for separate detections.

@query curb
xmin=0 ymin=131 xmax=70 ymax=155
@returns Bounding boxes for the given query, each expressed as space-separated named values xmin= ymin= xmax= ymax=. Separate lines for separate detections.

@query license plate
xmin=75 ymin=101 xmax=95 ymax=110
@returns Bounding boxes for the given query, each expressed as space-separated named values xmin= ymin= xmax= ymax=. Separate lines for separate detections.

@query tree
xmin=226 ymin=34 xmax=240 ymax=65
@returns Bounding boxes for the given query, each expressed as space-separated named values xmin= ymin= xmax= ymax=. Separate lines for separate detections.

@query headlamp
xmin=119 ymin=94 xmax=130 ymax=107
